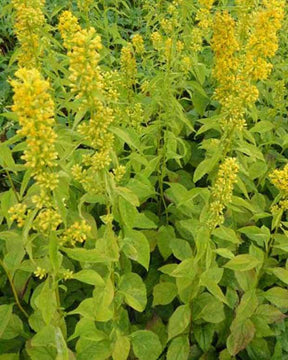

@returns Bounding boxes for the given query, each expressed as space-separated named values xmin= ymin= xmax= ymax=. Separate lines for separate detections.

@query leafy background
xmin=0 ymin=0 xmax=288 ymax=359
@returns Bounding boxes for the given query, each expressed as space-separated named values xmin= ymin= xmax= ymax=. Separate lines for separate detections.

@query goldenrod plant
xmin=0 ymin=0 xmax=287 ymax=359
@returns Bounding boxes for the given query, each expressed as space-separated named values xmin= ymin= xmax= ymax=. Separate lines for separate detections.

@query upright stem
xmin=0 ymin=259 xmax=29 ymax=318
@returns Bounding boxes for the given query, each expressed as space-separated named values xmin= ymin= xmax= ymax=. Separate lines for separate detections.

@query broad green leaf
xmin=193 ymin=152 xmax=220 ymax=183
xmin=0 ymin=304 xmax=13 ymax=337
xmin=168 ymin=304 xmax=191 ymax=340
xmin=35 ymin=280 xmax=57 ymax=325
xmin=265 ymin=287 xmax=288 ymax=308
xmin=194 ymin=324 xmax=214 ymax=352
xmin=224 ymin=255 xmax=261 ymax=271
xmin=167 ymin=335 xmax=189 ymax=360
xmin=212 ymin=226 xmax=240 ymax=244
xmin=227 ymin=319 xmax=255 ymax=356
xmin=255 ymin=304 xmax=285 ymax=323
xmin=119 ymin=273 xmax=147 ymax=312
xmin=238 ymin=226 xmax=270 ymax=246
xmin=214 ymin=248 xmax=235 ymax=259
xmin=170 ymin=238 xmax=192 ymax=261
xmin=0 ymin=355 xmax=19 ymax=360
xmin=247 ymin=338 xmax=271 ymax=360
xmin=1 ymin=314 xmax=23 ymax=340
xmin=77 ymin=340 xmax=112 ymax=360
xmin=153 ymin=282 xmax=177 ymax=306
xmin=62 ymin=248 xmax=109 ymax=263
xmin=130 ymin=330 xmax=162 ymax=360
xmin=116 ymin=186 xmax=140 ymax=207
xmin=112 ymin=335 xmax=130 ymax=360
xmin=271 ymin=267 xmax=288 ymax=286
xmin=73 ymin=270 xmax=105 ymax=286
xmin=121 ymin=229 xmax=150 ymax=270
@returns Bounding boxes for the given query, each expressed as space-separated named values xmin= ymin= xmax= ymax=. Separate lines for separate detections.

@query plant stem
xmin=0 ymin=259 xmax=29 ymax=318
xmin=5 ymin=169 xmax=20 ymax=202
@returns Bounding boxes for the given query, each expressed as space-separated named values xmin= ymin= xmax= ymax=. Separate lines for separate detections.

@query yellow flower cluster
xmin=270 ymin=164 xmax=288 ymax=197
xmin=10 ymin=68 xmax=58 ymax=194
xmin=120 ymin=46 xmax=137 ymax=88
xmin=208 ymin=158 xmax=239 ymax=229
xmin=59 ymin=12 xmax=103 ymax=108
xmin=59 ymin=11 xmax=115 ymax=192
xmin=8 ymin=203 xmax=27 ymax=228
xmin=211 ymin=1 xmax=285 ymax=131
xmin=62 ymin=269 xmax=74 ymax=280
xmin=113 ymin=165 xmax=126 ymax=183
xmin=60 ymin=220 xmax=91 ymax=246
xmin=33 ymin=208 xmax=62 ymax=233
xmin=132 ymin=34 xmax=145 ymax=54
xmin=34 ymin=266 xmax=47 ymax=280
xmin=151 ymin=32 xmax=162 ymax=50
xmin=244 ymin=0 xmax=285 ymax=81
xmin=196 ymin=0 xmax=214 ymax=29
xmin=12 ymin=0 xmax=46 ymax=68
xmin=58 ymin=10 xmax=81 ymax=48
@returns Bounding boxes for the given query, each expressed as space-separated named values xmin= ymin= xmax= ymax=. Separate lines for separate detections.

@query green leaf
xmin=170 ymin=238 xmax=192 ymax=261
xmin=35 ymin=280 xmax=57 ymax=325
xmin=238 ymin=226 xmax=270 ymax=246
xmin=119 ymin=273 xmax=147 ymax=312
xmin=212 ymin=226 xmax=240 ymax=244
xmin=112 ymin=335 xmax=130 ymax=360
xmin=264 ymin=287 xmax=288 ymax=308
xmin=168 ymin=304 xmax=191 ymax=340
xmin=167 ymin=335 xmax=189 ymax=360
xmin=130 ymin=330 xmax=162 ymax=360
xmin=0 ymin=355 xmax=19 ymax=360
xmin=214 ymin=248 xmax=235 ymax=259
xmin=116 ymin=186 xmax=140 ymax=207
xmin=73 ymin=270 xmax=105 ymax=286
xmin=227 ymin=319 xmax=255 ymax=356
xmin=153 ymin=282 xmax=177 ymax=306
xmin=255 ymin=304 xmax=285 ymax=323
xmin=0 ymin=304 xmax=13 ymax=337
xmin=271 ymin=267 xmax=288 ymax=286
xmin=1 ymin=314 xmax=23 ymax=340
xmin=62 ymin=248 xmax=109 ymax=263
xmin=193 ymin=153 xmax=220 ymax=183
xmin=77 ymin=340 xmax=112 ymax=360
xmin=194 ymin=324 xmax=214 ymax=352
xmin=224 ymin=255 xmax=261 ymax=271
xmin=121 ymin=229 xmax=150 ymax=270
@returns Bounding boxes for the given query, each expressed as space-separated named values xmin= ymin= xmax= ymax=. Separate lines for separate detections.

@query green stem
xmin=0 ymin=259 xmax=29 ymax=318
xmin=5 ymin=169 xmax=20 ymax=202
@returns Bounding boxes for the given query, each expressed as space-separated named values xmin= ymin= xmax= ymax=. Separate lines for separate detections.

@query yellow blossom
xmin=12 ymin=0 xmax=46 ymax=67
xmin=208 ymin=158 xmax=239 ymax=229
xmin=61 ymin=220 xmax=91 ymax=246
xmin=9 ymin=203 xmax=27 ymax=228
xmin=132 ymin=34 xmax=145 ymax=54
xmin=10 ymin=68 xmax=59 ymax=194
xmin=34 ymin=267 xmax=47 ymax=280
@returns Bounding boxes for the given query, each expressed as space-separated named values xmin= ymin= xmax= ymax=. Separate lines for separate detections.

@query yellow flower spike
xmin=120 ymin=45 xmax=137 ymax=87
xmin=132 ymin=34 xmax=145 ymax=55
xmin=12 ymin=0 xmax=46 ymax=68
xmin=208 ymin=158 xmax=239 ymax=229
xmin=11 ymin=68 xmax=59 ymax=197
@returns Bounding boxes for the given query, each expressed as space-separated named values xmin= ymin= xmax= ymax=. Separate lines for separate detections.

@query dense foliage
xmin=0 ymin=0 xmax=288 ymax=359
